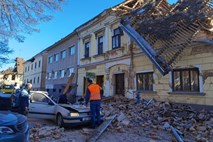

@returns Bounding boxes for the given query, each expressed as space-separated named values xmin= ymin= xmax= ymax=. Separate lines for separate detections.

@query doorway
xmin=114 ymin=73 xmax=125 ymax=95
xmin=96 ymin=75 xmax=104 ymax=88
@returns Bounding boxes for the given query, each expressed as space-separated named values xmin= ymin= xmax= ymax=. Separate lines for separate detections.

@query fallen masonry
xmin=30 ymin=124 xmax=65 ymax=142
xmin=29 ymin=96 xmax=213 ymax=142
xmin=101 ymin=96 xmax=213 ymax=142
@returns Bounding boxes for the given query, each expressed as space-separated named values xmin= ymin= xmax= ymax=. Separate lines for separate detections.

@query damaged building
xmin=110 ymin=0 xmax=213 ymax=105
xmin=75 ymin=0 xmax=213 ymax=106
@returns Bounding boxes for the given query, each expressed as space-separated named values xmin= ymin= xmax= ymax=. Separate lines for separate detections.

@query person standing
xmin=19 ymin=83 xmax=32 ymax=115
xmin=85 ymin=78 xmax=103 ymax=129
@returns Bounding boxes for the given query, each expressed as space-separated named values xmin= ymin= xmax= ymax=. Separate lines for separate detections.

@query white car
xmin=28 ymin=91 xmax=91 ymax=127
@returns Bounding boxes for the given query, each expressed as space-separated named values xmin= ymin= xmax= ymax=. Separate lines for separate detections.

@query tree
xmin=0 ymin=0 xmax=63 ymax=66
xmin=0 ymin=41 xmax=13 ymax=67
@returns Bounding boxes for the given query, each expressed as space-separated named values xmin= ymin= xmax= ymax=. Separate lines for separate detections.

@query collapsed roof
xmin=112 ymin=0 xmax=213 ymax=75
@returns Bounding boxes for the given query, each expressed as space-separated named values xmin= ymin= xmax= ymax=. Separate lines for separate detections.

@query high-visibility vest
xmin=88 ymin=84 xmax=102 ymax=101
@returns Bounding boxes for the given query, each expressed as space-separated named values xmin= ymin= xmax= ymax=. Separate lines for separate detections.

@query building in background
xmin=45 ymin=32 xmax=78 ymax=99
xmin=23 ymin=52 xmax=47 ymax=90
xmin=0 ymin=58 xmax=24 ymax=87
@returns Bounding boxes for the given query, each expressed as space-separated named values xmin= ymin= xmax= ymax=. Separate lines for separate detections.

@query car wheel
xmin=56 ymin=114 xmax=64 ymax=127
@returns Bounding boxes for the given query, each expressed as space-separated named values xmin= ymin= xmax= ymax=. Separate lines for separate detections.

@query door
xmin=28 ymin=92 xmax=55 ymax=119
xmin=96 ymin=75 xmax=104 ymax=88
xmin=115 ymin=73 xmax=125 ymax=95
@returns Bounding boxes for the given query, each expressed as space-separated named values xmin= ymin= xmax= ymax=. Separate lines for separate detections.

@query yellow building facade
xmin=76 ymin=9 xmax=133 ymax=98
xmin=75 ymin=2 xmax=213 ymax=106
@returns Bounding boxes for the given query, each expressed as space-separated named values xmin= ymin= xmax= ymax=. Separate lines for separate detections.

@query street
xmin=28 ymin=96 xmax=213 ymax=142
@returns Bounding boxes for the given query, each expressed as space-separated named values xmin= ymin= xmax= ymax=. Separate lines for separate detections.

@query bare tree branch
xmin=0 ymin=0 xmax=63 ymax=67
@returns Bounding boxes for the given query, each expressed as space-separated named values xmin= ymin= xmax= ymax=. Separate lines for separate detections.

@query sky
xmin=1 ymin=0 xmax=178 ymax=71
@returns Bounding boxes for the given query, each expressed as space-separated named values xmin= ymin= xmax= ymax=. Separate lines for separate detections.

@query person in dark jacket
xmin=19 ymin=83 xmax=32 ymax=115
xmin=85 ymin=78 xmax=103 ymax=128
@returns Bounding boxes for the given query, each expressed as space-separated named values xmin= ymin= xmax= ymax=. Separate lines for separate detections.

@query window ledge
xmin=93 ymin=53 xmax=105 ymax=58
xmin=168 ymin=92 xmax=206 ymax=96
xmin=137 ymin=91 xmax=157 ymax=94
xmin=80 ymin=57 xmax=91 ymax=61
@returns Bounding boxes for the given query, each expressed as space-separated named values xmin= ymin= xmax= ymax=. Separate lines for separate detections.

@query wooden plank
xmin=86 ymin=115 xmax=117 ymax=142
xmin=63 ymin=73 xmax=75 ymax=95
xmin=120 ymin=22 xmax=172 ymax=75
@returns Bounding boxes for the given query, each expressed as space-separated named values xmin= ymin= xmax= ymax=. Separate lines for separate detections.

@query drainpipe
xmin=104 ymin=23 xmax=110 ymax=97
xmin=75 ymin=30 xmax=81 ymax=96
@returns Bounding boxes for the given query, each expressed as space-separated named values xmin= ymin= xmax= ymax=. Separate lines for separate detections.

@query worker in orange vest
xmin=85 ymin=78 xmax=103 ymax=129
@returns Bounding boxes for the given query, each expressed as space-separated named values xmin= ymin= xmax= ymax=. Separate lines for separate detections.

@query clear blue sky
xmin=1 ymin=0 xmax=177 ymax=71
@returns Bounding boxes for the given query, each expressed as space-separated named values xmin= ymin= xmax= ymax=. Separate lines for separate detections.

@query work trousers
xmin=90 ymin=100 xmax=101 ymax=127
xmin=18 ymin=96 xmax=29 ymax=116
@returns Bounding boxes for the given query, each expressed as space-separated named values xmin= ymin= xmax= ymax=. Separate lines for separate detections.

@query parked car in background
xmin=0 ymin=111 xmax=29 ymax=142
xmin=0 ymin=84 xmax=14 ymax=94
xmin=28 ymin=91 xmax=91 ymax=127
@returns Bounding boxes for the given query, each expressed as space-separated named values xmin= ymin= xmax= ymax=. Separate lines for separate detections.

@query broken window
xmin=136 ymin=72 xmax=153 ymax=91
xmin=172 ymin=68 xmax=199 ymax=92
xmin=97 ymin=36 xmax=103 ymax=54
xmin=112 ymin=27 xmax=123 ymax=49
xmin=85 ymin=42 xmax=90 ymax=58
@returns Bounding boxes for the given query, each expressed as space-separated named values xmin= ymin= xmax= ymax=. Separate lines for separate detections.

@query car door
xmin=28 ymin=92 xmax=56 ymax=120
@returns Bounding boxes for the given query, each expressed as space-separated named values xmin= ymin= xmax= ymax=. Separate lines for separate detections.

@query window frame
xmin=47 ymin=72 xmax=52 ymax=80
xmin=70 ymin=46 xmax=75 ymax=55
xmin=37 ymin=76 xmax=39 ymax=84
xmin=31 ymin=64 xmax=33 ymax=70
xmin=61 ymin=50 xmax=66 ymax=59
xmin=84 ymin=42 xmax=90 ymax=58
xmin=172 ymin=68 xmax=200 ymax=92
xmin=38 ymin=60 xmax=41 ymax=68
xmin=53 ymin=71 xmax=58 ymax=79
xmin=112 ymin=27 xmax=123 ymax=49
xmin=97 ymin=36 xmax=103 ymax=55
xmin=68 ymin=67 xmax=74 ymax=77
xmin=60 ymin=70 xmax=65 ymax=78
xmin=34 ymin=62 xmax=37 ymax=69
xmin=136 ymin=72 xmax=154 ymax=91
xmin=54 ymin=53 xmax=59 ymax=62
xmin=48 ymin=56 xmax=53 ymax=63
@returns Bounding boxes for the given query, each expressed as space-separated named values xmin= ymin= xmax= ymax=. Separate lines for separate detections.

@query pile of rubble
xmin=30 ymin=123 xmax=65 ymax=142
xmin=103 ymin=96 xmax=213 ymax=141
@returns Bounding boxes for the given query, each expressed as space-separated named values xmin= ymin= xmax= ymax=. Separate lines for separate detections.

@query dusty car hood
xmin=0 ymin=112 xmax=17 ymax=125
xmin=59 ymin=104 xmax=90 ymax=113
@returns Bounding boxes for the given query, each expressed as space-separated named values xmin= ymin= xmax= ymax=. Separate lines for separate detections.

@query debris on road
xmin=28 ymin=96 xmax=212 ymax=142
xmin=86 ymin=115 xmax=116 ymax=142
xmin=102 ymin=96 xmax=213 ymax=141
xmin=30 ymin=124 xmax=65 ymax=142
